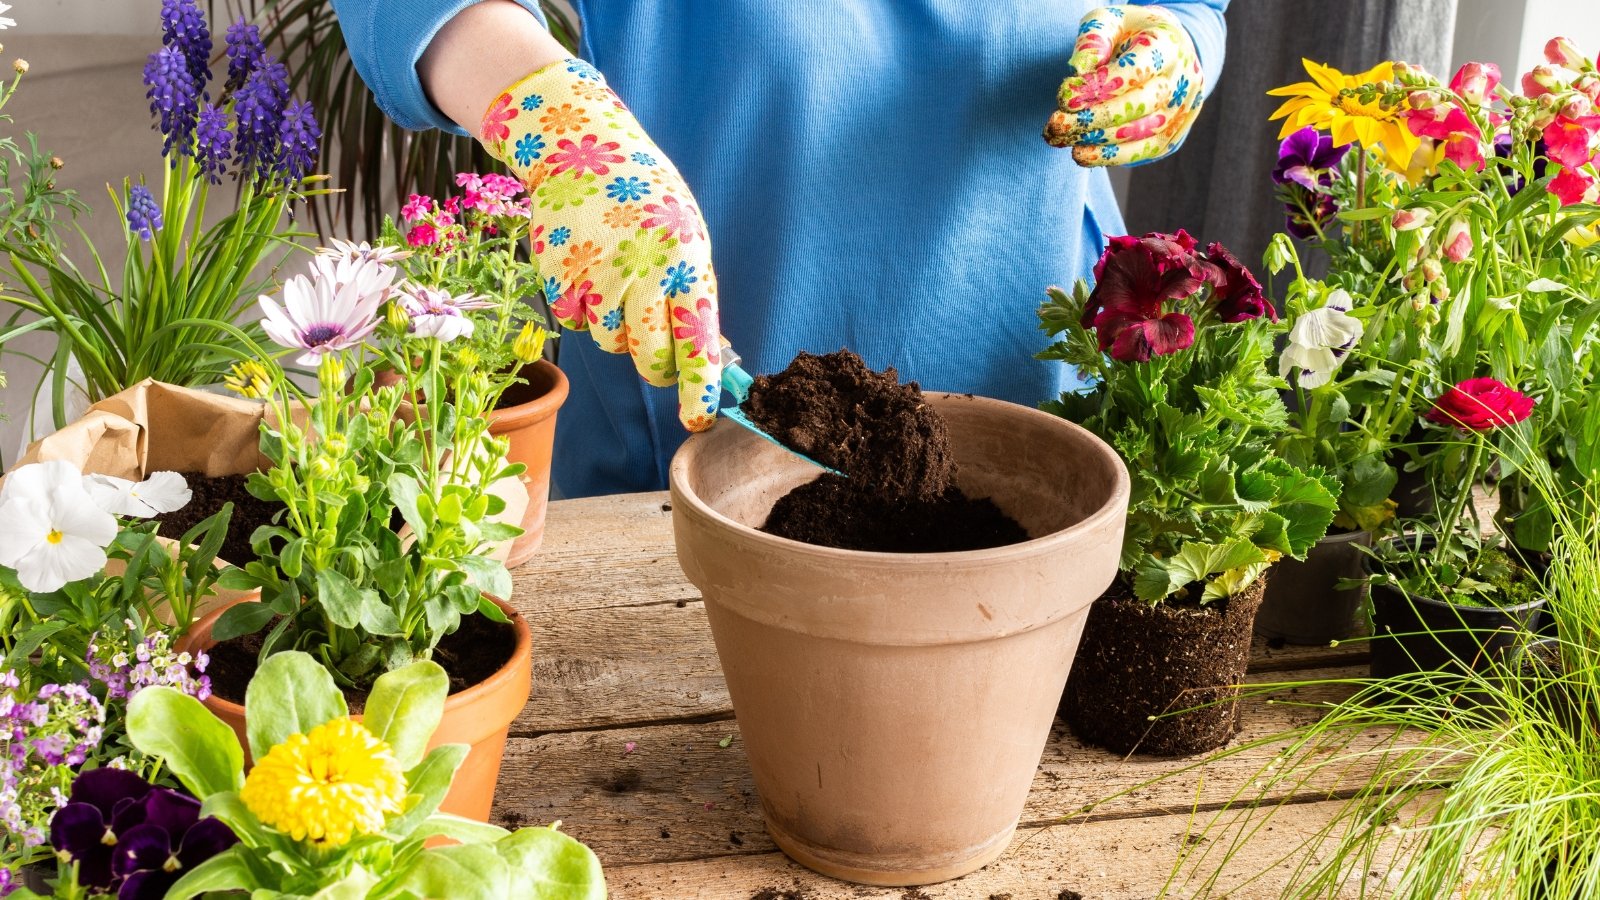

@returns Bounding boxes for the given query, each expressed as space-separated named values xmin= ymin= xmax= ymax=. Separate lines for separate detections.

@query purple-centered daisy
xmin=259 ymin=257 xmax=396 ymax=364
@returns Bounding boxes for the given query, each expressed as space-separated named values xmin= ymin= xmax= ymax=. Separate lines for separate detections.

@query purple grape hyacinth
xmin=277 ymin=99 xmax=321 ymax=182
xmin=223 ymin=16 xmax=266 ymax=94
xmin=125 ymin=185 xmax=163 ymax=241
xmin=232 ymin=61 xmax=289 ymax=179
xmin=49 ymin=768 xmax=237 ymax=900
xmin=194 ymin=103 xmax=233 ymax=185
xmin=142 ymin=46 xmax=199 ymax=158
xmin=159 ymin=0 xmax=212 ymax=97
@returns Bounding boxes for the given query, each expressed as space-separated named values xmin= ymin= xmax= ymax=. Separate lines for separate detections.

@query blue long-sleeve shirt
xmin=332 ymin=0 xmax=1228 ymax=498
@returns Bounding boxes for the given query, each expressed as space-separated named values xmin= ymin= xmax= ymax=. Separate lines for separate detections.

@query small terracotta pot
xmin=1255 ymin=530 xmax=1371 ymax=645
xmin=177 ymin=596 xmax=531 ymax=822
xmin=670 ymin=393 xmax=1130 ymax=886
xmin=490 ymin=360 xmax=568 ymax=568
xmin=1063 ymin=575 xmax=1269 ymax=758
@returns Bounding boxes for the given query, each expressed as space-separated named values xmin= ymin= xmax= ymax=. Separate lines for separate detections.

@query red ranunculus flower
xmin=1083 ymin=230 xmax=1210 ymax=361
xmin=1204 ymin=242 xmax=1276 ymax=322
xmin=1423 ymin=377 xmax=1535 ymax=431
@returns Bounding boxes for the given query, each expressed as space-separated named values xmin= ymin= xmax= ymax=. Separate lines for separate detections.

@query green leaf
xmin=317 ymin=568 xmax=365 ymax=630
xmin=363 ymin=660 xmax=449 ymax=769
xmin=211 ymin=601 xmax=275 ymax=642
xmin=245 ymin=651 xmax=348 ymax=761
xmin=1132 ymin=556 xmax=1173 ymax=602
xmin=360 ymin=600 xmax=404 ymax=637
xmin=1166 ymin=540 xmax=1267 ymax=590
xmin=409 ymin=813 xmax=512 ymax=845
xmin=389 ymin=472 xmax=428 ymax=543
xmin=387 ymin=744 xmax=471 ymax=840
xmin=393 ymin=844 xmax=513 ymax=900
xmin=498 ymin=827 xmax=607 ymax=900
xmin=309 ymin=868 xmax=381 ymax=899
xmin=457 ymin=554 xmax=512 ymax=601
xmin=162 ymin=846 xmax=261 ymax=898
xmin=127 ymin=686 xmax=244 ymax=797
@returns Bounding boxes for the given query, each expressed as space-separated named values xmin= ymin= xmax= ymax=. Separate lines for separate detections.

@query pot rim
xmin=490 ymin=359 xmax=568 ymax=430
xmin=670 ymin=392 xmax=1131 ymax=568
xmin=1365 ymin=534 xmax=1547 ymax=615
xmin=182 ymin=593 xmax=533 ymax=719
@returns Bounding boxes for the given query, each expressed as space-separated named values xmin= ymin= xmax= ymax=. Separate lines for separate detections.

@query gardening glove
xmin=479 ymin=58 xmax=721 ymax=432
xmin=1043 ymin=5 xmax=1206 ymax=167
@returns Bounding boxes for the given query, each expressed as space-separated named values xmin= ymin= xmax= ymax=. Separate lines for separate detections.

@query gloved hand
xmin=1043 ymin=5 xmax=1205 ymax=167
xmin=479 ymin=58 xmax=721 ymax=432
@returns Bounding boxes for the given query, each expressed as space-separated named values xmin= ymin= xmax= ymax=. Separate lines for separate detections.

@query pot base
xmin=763 ymin=811 xmax=1017 ymax=887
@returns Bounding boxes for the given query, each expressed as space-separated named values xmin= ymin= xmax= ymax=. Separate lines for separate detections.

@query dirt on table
xmin=743 ymin=350 xmax=1027 ymax=554
xmin=204 ymin=608 xmax=520 ymax=709
xmin=153 ymin=472 xmax=285 ymax=566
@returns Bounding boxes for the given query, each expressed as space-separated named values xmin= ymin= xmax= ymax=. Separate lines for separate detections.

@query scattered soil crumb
xmin=749 ymin=890 xmax=810 ymax=900
xmin=729 ymin=831 xmax=744 ymax=846
xmin=900 ymin=891 xmax=934 ymax=900
xmin=988 ymin=894 xmax=1014 ymax=900
xmin=1058 ymin=890 xmax=1085 ymax=900
xmin=659 ymin=827 xmax=671 ymax=839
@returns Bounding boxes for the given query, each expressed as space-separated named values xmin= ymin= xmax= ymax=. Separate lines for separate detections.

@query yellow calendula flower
xmin=224 ymin=359 xmax=273 ymax=400
xmin=1268 ymin=59 xmax=1419 ymax=174
xmin=240 ymin=717 xmax=407 ymax=847
xmin=513 ymin=321 xmax=547 ymax=364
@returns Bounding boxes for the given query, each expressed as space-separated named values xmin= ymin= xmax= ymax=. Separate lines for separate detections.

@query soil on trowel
xmin=743 ymin=349 xmax=1028 ymax=553
xmin=204 ymin=608 xmax=519 ymax=710
xmin=153 ymin=472 xmax=286 ymax=566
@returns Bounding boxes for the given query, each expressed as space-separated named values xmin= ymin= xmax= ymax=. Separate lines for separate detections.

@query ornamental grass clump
xmin=0 ymin=0 xmax=327 ymax=432
xmin=1038 ymin=231 xmax=1338 ymax=603
xmin=213 ymin=244 xmax=540 ymax=687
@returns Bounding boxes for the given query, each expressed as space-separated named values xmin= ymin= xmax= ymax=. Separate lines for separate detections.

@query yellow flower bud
xmin=224 ymin=359 xmax=274 ymax=400
xmin=48 ymin=156 xmax=63 ymax=170
xmin=384 ymin=301 xmax=410 ymax=333
xmin=457 ymin=346 xmax=481 ymax=371
xmin=13 ymin=59 xmax=28 ymax=75
xmin=317 ymin=352 xmax=346 ymax=387
xmin=513 ymin=321 xmax=547 ymax=364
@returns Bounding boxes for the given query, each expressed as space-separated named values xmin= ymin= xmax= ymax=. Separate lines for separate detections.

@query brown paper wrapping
xmin=10 ymin=378 xmax=526 ymax=566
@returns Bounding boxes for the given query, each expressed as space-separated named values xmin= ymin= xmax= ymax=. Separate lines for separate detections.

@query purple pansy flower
xmin=1272 ymin=127 xmax=1350 ymax=190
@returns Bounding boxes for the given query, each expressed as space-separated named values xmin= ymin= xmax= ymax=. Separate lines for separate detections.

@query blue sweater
xmin=332 ymin=0 xmax=1228 ymax=497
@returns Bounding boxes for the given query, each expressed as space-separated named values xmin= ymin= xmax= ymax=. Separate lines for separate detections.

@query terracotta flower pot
xmin=1255 ymin=530 xmax=1371 ymax=645
xmin=670 ymin=393 xmax=1130 ymax=886
xmin=1063 ymin=574 xmax=1269 ymax=758
xmin=177 ymin=595 xmax=531 ymax=822
xmin=490 ymin=360 xmax=568 ymax=568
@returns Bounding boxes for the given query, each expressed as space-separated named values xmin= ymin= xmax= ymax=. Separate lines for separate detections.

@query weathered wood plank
xmin=510 ymin=492 xmax=694 ymax=614
xmin=600 ymin=796 xmax=1411 ymax=899
xmin=517 ymin=599 xmax=732 ymax=735
xmin=495 ymin=668 xmax=1380 ymax=867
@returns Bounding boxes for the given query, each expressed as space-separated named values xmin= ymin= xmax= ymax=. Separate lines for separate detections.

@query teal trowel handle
xmin=720 ymin=344 xmax=755 ymax=403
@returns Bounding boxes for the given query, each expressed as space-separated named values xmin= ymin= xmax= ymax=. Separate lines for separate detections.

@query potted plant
xmin=380 ymin=176 xmax=566 ymax=565
xmin=670 ymin=378 xmax=1129 ymax=883
xmin=184 ymin=247 xmax=540 ymax=821
xmin=10 ymin=651 xmax=604 ymax=899
xmin=0 ymin=1 xmax=325 ymax=440
xmin=0 ymin=462 xmax=229 ymax=887
xmin=1038 ymin=231 xmax=1338 ymax=757
xmin=1365 ymin=377 xmax=1546 ymax=680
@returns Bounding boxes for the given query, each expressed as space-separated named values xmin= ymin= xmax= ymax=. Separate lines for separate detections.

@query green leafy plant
xmin=73 ymin=650 xmax=607 ymax=899
xmin=214 ymin=244 xmax=537 ymax=687
xmin=1038 ymin=232 xmax=1337 ymax=603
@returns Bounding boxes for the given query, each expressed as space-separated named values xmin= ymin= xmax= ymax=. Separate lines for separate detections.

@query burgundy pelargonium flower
xmin=1205 ymin=242 xmax=1276 ymax=322
xmin=50 ymin=768 xmax=237 ymax=900
xmin=1083 ymin=231 xmax=1212 ymax=362
xmin=1423 ymin=377 xmax=1535 ymax=431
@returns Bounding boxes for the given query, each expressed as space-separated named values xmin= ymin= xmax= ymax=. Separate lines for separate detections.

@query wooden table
xmin=500 ymin=492 xmax=1388 ymax=899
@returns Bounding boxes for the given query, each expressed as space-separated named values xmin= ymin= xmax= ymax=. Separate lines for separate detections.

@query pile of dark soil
xmin=743 ymin=349 xmax=1027 ymax=553
xmin=204 ymin=609 xmax=519 ymax=709
xmin=153 ymin=472 xmax=285 ymax=566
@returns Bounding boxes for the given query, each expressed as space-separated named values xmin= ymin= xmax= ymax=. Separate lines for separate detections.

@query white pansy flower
xmin=84 ymin=471 xmax=192 ymax=517
xmin=1279 ymin=289 xmax=1364 ymax=389
xmin=0 ymin=3 xmax=14 ymax=29
xmin=0 ymin=462 xmax=117 ymax=592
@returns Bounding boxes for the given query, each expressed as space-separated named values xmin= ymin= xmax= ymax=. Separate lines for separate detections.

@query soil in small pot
xmin=743 ymin=349 xmax=1027 ymax=553
xmin=1062 ymin=577 xmax=1267 ymax=757
xmin=153 ymin=472 xmax=285 ymax=566
xmin=203 ymin=611 xmax=518 ymax=711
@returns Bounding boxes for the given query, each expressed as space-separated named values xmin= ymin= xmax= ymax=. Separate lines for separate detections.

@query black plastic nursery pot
xmin=1365 ymin=537 xmax=1545 ymax=681
xmin=1062 ymin=574 xmax=1268 ymax=757
xmin=1255 ymin=529 xmax=1371 ymax=645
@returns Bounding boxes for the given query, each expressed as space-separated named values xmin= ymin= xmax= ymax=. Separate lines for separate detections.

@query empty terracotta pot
xmin=670 ymin=393 xmax=1130 ymax=886
xmin=177 ymin=595 xmax=532 ymax=822
xmin=490 ymin=360 xmax=568 ymax=568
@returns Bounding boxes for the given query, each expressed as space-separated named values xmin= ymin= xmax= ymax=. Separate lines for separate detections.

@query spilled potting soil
xmin=742 ymin=349 xmax=1027 ymax=552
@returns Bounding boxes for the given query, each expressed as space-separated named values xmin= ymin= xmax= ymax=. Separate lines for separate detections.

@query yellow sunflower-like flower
xmin=1268 ymin=59 xmax=1420 ymax=174
xmin=240 ymin=717 xmax=408 ymax=847
xmin=224 ymin=359 xmax=274 ymax=400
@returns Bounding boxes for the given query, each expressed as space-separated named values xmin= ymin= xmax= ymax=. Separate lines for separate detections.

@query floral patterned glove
xmin=1043 ymin=5 xmax=1205 ymax=167
xmin=479 ymin=59 xmax=721 ymax=432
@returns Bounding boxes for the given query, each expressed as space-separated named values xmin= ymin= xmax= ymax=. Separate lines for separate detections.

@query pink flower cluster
xmin=401 ymin=172 xmax=532 ymax=251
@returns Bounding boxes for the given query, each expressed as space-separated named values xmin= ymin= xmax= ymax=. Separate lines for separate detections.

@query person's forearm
xmin=418 ymin=0 xmax=570 ymax=133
